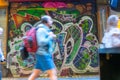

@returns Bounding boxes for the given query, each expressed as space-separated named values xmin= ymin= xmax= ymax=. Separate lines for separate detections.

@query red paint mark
xmin=12 ymin=14 xmax=32 ymax=28
xmin=24 ymin=14 xmax=31 ymax=21
xmin=60 ymin=68 xmax=70 ymax=76
xmin=12 ymin=14 xmax=19 ymax=28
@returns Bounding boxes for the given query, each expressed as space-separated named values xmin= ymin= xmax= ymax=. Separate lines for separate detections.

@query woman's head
xmin=107 ymin=15 xmax=119 ymax=27
xmin=41 ymin=15 xmax=53 ymax=27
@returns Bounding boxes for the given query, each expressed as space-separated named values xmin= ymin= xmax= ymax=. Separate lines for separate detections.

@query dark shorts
xmin=34 ymin=54 xmax=55 ymax=72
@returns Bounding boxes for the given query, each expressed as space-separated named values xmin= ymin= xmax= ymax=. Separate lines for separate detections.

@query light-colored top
xmin=36 ymin=24 xmax=54 ymax=55
xmin=0 ymin=39 xmax=5 ymax=61
xmin=102 ymin=27 xmax=120 ymax=48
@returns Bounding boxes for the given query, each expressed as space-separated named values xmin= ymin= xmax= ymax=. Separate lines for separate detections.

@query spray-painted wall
xmin=7 ymin=1 xmax=99 ymax=77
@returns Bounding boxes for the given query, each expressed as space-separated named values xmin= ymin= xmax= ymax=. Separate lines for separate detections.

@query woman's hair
xmin=41 ymin=15 xmax=53 ymax=26
xmin=107 ymin=15 xmax=119 ymax=26
xmin=106 ymin=15 xmax=119 ymax=32
xmin=41 ymin=15 xmax=52 ymax=23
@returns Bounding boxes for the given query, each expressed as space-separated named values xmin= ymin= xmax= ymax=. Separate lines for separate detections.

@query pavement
xmin=2 ymin=76 xmax=100 ymax=80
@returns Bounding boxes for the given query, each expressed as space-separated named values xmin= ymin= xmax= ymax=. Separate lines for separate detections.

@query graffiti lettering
xmin=52 ymin=12 xmax=75 ymax=22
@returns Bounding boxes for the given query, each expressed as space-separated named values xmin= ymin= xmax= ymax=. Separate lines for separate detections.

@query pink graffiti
xmin=42 ymin=2 xmax=67 ymax=8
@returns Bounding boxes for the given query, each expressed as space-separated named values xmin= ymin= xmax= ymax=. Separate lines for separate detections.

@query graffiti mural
xmin=7 ymin=1 xmax=99 ymax=77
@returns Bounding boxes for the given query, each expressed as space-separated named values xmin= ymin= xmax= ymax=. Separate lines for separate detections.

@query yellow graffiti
xmin=17 ymin=8 xmax=57 ymax=11
xmin=117 ymin=20 xmax=120 ymax=29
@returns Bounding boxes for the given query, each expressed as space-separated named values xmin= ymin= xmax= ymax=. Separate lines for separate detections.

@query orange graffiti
xmin=12 ymin=14 xmax=39 ymax=28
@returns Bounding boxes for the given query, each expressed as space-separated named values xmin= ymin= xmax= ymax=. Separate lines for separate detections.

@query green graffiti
xmin=17 ymin=7 xmax=57 ymax=17
xmin=81 ymin=20 xmax=89 ymax=34
xmin=17 ymin=7 xmax=44 ymax=17
xmin=67 ymin=25 xmax=80 ymax=42
xmin=57 ymin=9 xmax=80 ymax=18
xmin=66 ymin=38 xmax=81 ymax=64
xmin=56 ymin=60 xmax=63 ymax=70
xmin=72 ymin=28 xmax=80 ymax=41
xmin=90 ymin=52 xmax=99 ymax=67
xmin=79 ymin=64 xmax=86 ymax=70
xmin=78 ymin=49 xmax=90 ymax=70
xmin=14 ymin=40 xmax=22 ymax=44
xmin=11 ymin=24 xmax=16 ymax=30
xmin=15 ymin=45 xmax=20 ymax=50
xmin=52 ymin=21 xmax=62 ymax=34
xmin=89 ymin=46 xmax=97 ymax=53
xmin=14 ymin=40 xmax=22 ymax=50
xmin=86 ymin=35 xmax=94 ymax=41
xmin=17 ymin=56 xmax=26 ymax=67
xmin=8 ymin=2 xmax=99 ymax=77
xmin=84 ymin=53 xmax=89 ymax=59
xmin=13 ymin=29 xmax=22 ymax=36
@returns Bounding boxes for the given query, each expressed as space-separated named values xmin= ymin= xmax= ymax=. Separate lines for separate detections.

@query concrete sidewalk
xmin=3 ymin=76 xmax=100 ymax=80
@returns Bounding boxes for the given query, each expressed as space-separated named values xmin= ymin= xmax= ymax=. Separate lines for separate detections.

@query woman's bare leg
xmin=46 ymin=68 xmax=57 ymax=80
xmin=28 ymin=69 xmax=42 ymax=80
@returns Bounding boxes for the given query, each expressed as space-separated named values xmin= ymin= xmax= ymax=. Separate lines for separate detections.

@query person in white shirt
xmin=0 ymin=27 xmax=5 ymax=62
xmin=102 ymin=15 xmax=120 ymax=48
